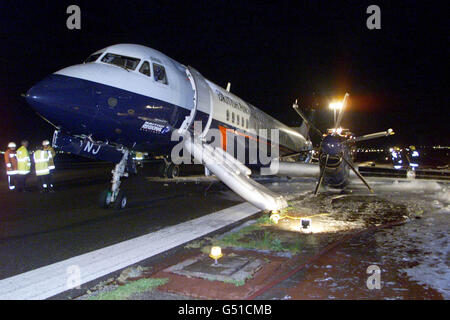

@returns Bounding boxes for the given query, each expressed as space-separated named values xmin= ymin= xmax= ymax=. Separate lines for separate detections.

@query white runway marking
xmin=0 ymin=202 xmax=260 ymax=300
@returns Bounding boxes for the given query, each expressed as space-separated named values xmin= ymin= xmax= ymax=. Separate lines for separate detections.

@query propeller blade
xmin=342 ymin=156 xmax=374 ymax=193
xmin=293 ymin=100 xmax=323 ymax=138
xmin=334 ymin=93 xmax=349 ymax=130
xmin=314 ymin=154 xmax=329 ymax=195
xmin=353 ymin=128 xmax=395 ymax=142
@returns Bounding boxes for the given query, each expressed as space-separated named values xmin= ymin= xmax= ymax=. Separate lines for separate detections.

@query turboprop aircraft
xmin=264 ymin=94 xmax=395 ymax=194
xmin=25 ymin=44 xmax=313 ymax=211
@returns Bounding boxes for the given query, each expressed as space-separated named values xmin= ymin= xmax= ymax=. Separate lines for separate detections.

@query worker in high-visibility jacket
xmin=42 ymin=140 xmax=56 ymax=188
xmin=4 ymin=142 xmax=18 ymax=190
xmin=42 ymin=140 xmax=56 ymax=169
xmin=16 ymin=140 xmax=31 ymax=192
xmin=34 ymin=145 xmax=52 ymax=192
xmin=133 ymin=151 xmax=144 ymax=168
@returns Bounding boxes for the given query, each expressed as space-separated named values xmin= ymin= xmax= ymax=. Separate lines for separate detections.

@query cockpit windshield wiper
xmin=118 ymin=64 xmax=130 ymax=72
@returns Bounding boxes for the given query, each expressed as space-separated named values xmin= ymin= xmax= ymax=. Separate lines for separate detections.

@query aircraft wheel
xmin=115 ymin=190 xmax=127 ymax=210
xmin=158 ymin=162 xmax=168 ymax=178
xmin=99 ymin=189 xmax=112 ymax=209
xmin=167 ymin=164 xmax=180 ymax=179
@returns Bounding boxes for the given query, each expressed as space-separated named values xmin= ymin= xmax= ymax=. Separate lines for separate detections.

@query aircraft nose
xmin=26 ymin=75 xmax=70 ymax=115
xmin=25 ymin=74 xmax=97 ymax=129
xmin=26 ymin=81 xmax=47 ymax=109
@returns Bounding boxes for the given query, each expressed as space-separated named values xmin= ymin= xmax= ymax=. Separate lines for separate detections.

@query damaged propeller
xmin=293 ymin=93 xmax=394 ymax=195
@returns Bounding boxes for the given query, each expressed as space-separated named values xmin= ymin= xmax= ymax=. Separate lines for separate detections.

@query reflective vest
xmin=134 ymin=152 xmax=144 ymax=161
xmin=16 ymin=146 xmax=31 ymax=175
xmin=33 ymin=150 xmax=50 ymax=176
xmin=4 ymin=149 xmax=18 ymax=175
xmin=44 ymin=146 xmax=56 ymax=170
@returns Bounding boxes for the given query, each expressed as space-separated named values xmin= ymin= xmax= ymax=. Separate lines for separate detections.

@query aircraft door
xmin=181 ymin=66 xmax=214 ymax=138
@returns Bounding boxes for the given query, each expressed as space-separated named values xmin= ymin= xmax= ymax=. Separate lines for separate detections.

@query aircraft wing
xmin=264 ymin=161 xmax=321 ymax=177
xmin=262 ymin=160 xmax=361 ymax=180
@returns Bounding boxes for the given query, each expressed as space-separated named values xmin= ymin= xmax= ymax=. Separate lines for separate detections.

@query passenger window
xmin=237 ymin=115 xmax=240 ymax=126
xmin=139 ymin=61 xmax=151 ymax=77
xmin=226 ymin=110 xmax=230 ymax=121
xmin=153 ymin=63 xmax=168 ymax=84
xmin=232 ymin=112 xmax=235 ymax=123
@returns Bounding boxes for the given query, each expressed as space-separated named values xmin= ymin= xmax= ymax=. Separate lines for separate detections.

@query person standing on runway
xmin=4 ymin=142 xmax=18 ymax=191
xmin=16 ymin=140 xmax=31 ymax=192
xmin=33 ymin=144 xmax=51 ymax=193
xmin=42 ymin=140 xmax=55 ymax=190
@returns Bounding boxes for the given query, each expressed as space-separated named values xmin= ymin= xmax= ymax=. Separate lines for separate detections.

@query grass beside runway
xmin=88 ymin=278 xmax=169 ymax=300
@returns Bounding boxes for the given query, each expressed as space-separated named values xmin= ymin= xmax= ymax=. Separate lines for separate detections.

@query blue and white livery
xmin=26 ymin=44 xmax=311 ymax=211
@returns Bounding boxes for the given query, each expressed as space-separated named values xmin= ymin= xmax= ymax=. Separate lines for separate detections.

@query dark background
xmin=0 ymin=1 xmax=447 ymax=148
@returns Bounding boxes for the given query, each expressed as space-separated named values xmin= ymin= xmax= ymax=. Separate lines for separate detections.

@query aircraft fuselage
xmin=26 ymin=44 xmax=310 ymax=166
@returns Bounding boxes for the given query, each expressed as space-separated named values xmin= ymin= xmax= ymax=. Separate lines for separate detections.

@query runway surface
xmin=1 ymin=162 xmax=448 ymax=300
xmin=0 ymin=164 xmax=240 ymax=280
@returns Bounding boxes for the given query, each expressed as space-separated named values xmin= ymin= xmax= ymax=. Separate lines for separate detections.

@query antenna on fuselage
xmin=226 ymin=82 xmax=231 ymax=92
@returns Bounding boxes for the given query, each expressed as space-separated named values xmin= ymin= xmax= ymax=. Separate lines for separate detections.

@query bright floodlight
xmin=329 ymin=101 xmax=343 ymax=110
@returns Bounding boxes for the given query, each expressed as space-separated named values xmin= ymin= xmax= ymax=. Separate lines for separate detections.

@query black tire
xmin=167 ymin=164 xmax=180 ymax=179
xmin=115 ymin=190 xmax=127 ymax=210
xmin=158 ymin=162 xmax=168 ymax=178
xmin=99 ymin=189 xmax=112 ymax=209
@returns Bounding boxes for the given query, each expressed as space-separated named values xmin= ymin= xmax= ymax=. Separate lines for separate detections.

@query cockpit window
xmin=139 ymin=61 xmax=151 ymax=77
xmin=101 ymin=53 xmax=141 ymax=71
xmin=84 ymin=53 xmax=102 ymax=63
xmin=153 ymin=63 xmax=168 ymax=84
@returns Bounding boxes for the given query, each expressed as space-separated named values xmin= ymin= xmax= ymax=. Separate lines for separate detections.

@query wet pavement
xmin=257 ymin=220 xmax=447 ymax=300
xmin=256 ymin=178 xmax=450 ymax=299
xmin=0 ymin=163 xmax=448 ymax=300
xmin=128 ymin=176 xmax=449 ymax=300
xmin=0 ymin=164 xmax=240 ymax=279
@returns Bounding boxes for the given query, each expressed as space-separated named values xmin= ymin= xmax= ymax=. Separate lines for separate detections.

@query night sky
xmin=0 ymin=1 xmax=447 ymax=149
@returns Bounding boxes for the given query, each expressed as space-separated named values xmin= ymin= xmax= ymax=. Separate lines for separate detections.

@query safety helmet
xmin=42 ymin=140 xmax=50 ymax=146
xmin=8 ymin=142 xmax=16 ymax=148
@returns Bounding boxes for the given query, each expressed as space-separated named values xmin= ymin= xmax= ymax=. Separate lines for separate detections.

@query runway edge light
xmin=209 ymin=246 xmax=223 ymax=265
xmin=270 ymin=211 xmax=281 ymax=224
xmin=300 ymin=218 xmax=311 ymax=230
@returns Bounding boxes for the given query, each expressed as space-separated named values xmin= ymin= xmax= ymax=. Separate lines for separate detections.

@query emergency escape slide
xmin=184 ymin=135 xmax=287 ymax=211
xmin=180 ymin=66 xmax=287 ymax=212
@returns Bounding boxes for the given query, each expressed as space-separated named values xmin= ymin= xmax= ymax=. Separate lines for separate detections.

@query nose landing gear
xmin=99 ymin=149 xmax=131 ymax=210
